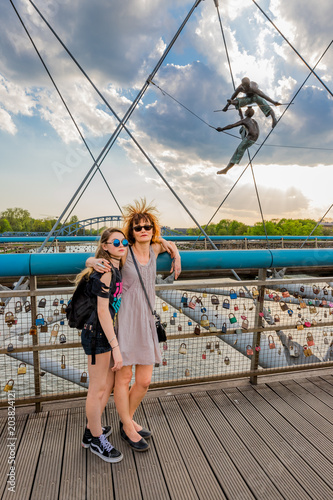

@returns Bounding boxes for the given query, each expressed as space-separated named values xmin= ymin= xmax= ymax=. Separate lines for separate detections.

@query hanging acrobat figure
xmin=216 ymin=107 xmax=259 ymax=175
xmin=222 ymin=77 xmax=281 ymax=128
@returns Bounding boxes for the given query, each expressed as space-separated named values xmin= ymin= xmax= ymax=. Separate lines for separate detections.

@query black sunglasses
xmin=133 ymin=224 xmax=153 ymax=232
xmin=106 ymin=238 xmax=129 ymax=247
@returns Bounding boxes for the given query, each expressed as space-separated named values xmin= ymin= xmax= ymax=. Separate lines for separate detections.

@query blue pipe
xmin=1 ymin=249 xmax=333 ymax=277
xmin=1 ymin=235 xmax=333 ymax=243
xmin=0 ymin=236 xmax=100 ymax=243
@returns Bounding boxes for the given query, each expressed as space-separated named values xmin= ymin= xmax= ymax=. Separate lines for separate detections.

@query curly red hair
xmin=122 ymin=198 xmax=161 ymax=246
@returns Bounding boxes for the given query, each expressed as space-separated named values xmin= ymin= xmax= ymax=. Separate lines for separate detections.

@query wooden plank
xmin=320 ymin=374 xmax=333 ymax=387
xmin=211 ymin=388 xmax=311 ymax=500
xmin=309 ymin=376 xmax=333 ymax=397
xmin=159 ymin=395 xmax=224 ymax=500
xmin=59 ymin=407 xmax=86 ymax=500
xmin=132 ymin=405 xmax=169 ymax=500
xmin=105 ymin=402 xmax=142 ymax=500
xmin=251 ymin=384 xmax=333 ymax=485
xmin=143 ymin=397 xmax=199 ymax=500
xmin=281 ymin=379 xmax=333 ymax=424
xmin=258 ymin=381 xmax=333 ymax=461
xmin=86 ymin=442 xmax=114 ymax=500
xmin=0 ymin=417 xmax=7 ymax=436
xmin=190 ymin=391 xmax=284 ymax=500
xmin=298 ymin=378 xmax=333 ymax=408
xmin=0 ymin=414 xmax=28 ymax=498
xmin=2 ymin=412 xmax=47 ymax=500
xmin=225 ymin=386 xmax=331 ymax=500
xmin=176 ymin=392 xmax=255 ymax=500
xmin=31 ymin=410 xmax=68 ymax=500
xmin=267 ymin=381 xmax=333 ymax=442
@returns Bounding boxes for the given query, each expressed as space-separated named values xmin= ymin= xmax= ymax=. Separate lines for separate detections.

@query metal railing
xmin=1 ymin=273 xmax=333 ymax=411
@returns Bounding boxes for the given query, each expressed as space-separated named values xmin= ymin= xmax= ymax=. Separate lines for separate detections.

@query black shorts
xmin=81 ymin=327 xmax=111 ymax=356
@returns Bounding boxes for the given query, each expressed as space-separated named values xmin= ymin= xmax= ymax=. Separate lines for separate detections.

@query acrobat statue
xmin=216 ymin=107 xmax=259 ymax=175
xmin=223 ymin=77 xmax=281 ymax=128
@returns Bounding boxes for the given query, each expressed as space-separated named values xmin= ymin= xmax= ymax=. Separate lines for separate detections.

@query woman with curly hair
xmin=86 ymin=199 xmax=181 ymax=452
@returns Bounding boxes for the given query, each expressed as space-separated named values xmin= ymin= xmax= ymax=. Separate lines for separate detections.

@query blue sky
xmin=0 ymin=0 xmax=332 ymax=228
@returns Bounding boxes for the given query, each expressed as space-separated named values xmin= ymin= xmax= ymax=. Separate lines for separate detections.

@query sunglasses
xmin=106 ymin=238 xmax=129 ymax=247
xmin=133 ymin=224 xmax=153 ymax=232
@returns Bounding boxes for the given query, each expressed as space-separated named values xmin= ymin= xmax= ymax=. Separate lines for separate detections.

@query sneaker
xmin=82 ymin=425 xmax=112 ymax=448
xmin=90 ymin=434 xmax=123 ymax=463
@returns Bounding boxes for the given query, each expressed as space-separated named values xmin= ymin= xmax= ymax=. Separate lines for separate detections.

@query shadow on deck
xmin=1 ymin=371 xmax=333 ymax=500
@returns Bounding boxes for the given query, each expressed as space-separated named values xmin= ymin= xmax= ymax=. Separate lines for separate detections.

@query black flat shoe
xmin=120 ymin=421 xmax=152 ymax=439
xmin=120 ymin=426 xmax=149 ymax=452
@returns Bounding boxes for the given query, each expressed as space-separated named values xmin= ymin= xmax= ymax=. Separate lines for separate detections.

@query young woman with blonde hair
xmin=78 ymin=227 xmax=128 ymax=462
xmin=87 ymin=199 xmax=181 ymax=452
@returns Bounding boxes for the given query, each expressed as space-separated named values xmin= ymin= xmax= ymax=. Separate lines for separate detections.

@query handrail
xmin=2 ymin=249 xmax=333 ymax=277
xmin=1 ymin=235 xmax=333 ymax=243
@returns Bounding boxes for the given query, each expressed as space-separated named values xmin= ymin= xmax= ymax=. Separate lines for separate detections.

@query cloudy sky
xmin=0 ymin=0 xmax=332 ymax=229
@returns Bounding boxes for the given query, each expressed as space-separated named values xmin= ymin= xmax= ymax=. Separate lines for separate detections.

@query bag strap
xmin=129 ymin=247 xmax=155 ymax=316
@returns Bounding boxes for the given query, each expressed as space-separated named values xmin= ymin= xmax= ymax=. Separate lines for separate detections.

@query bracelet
xmin=108 ymin=335 xmax=116 ymax=345
xmin=112 ymin=344 xmax=119 ymax=350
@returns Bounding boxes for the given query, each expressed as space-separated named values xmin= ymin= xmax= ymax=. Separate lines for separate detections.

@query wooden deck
xmin=1 ymin=373 xmax=333 ymax=500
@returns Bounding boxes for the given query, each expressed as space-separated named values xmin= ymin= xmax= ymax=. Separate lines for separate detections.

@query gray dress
xmin=117 ymin=246 xmax=162 ymax=366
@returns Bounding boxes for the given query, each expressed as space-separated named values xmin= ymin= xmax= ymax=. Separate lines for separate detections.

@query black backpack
xmin=66 ymin=276 xmax=96 ymax=329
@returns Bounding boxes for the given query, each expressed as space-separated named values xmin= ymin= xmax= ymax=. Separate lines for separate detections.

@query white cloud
xmin=0 ymin=108 xmax=17 ymax=135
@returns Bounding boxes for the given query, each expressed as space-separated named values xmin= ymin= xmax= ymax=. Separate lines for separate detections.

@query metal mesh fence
xmin=1 ymin=276 xmax=333 ymax=406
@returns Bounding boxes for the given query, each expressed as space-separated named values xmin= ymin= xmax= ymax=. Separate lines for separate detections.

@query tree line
xmin=0 ymin=208 xmax=94 ymax=235
xmin=187 ymin=218 xmax=332 ymax=236
xmin=1 ymin=208 xmax=332 ymax=237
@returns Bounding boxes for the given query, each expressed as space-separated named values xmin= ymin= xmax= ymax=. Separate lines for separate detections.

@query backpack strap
xmin=91 ymin=262 xmax=117 ymax=365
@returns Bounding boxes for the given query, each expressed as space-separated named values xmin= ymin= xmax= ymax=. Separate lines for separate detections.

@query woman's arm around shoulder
xmin=152 ymin=239 xmax=181 ymax=279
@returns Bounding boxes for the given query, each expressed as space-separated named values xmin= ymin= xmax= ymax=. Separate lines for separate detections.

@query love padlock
xmin=162 ymin=358 xmax=167 ymax=366
xmin=29 ymin=326 xmax=37 ymax=335
xmin=202 ymin=351 xmax=206 ymax=360
xmin=24 ymin=300 xmax=31 ymax=313
xmin=246 ymin=345 xmax=253 ymax=356
xmin=61 ymin=355 xmax=66 ymax=369
xmin=17 ymin=363 xmax=27 ymax=375
xmin=224 ymin=356 xmax=230 ymax=365
xmin=38 ymin=298 xmax=46 ymax=308
xmin=185 ymin=369 xmax=190 ymax=377
xmin=15 ymin=301 xmax=22 ymax=313
xmin=194 ymin=325 xmax=201 ymax=336
xmin=162 ymin=302 xmax=169 ymax=312
xmin=4 ymin=379 xmax=14 ymax=392
xmin=181 ymin=293 xmax=188 ymax=305
xmin=178 ymin=343 xmax=187 ymax=355
xmin=80 ymin=371 xmax=87 ymax=383
xmin=163 ymin=342 xmax=168 ymax=351
xmin=268 ymin=335 xmax=275 ymax=349
xmin=188 ymin=296 xmax=198 ymax=309
xmin=40 ymin=321 xmax=48 ymax=333
xmin=255 ymin=345 xmax=261 ymax=352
